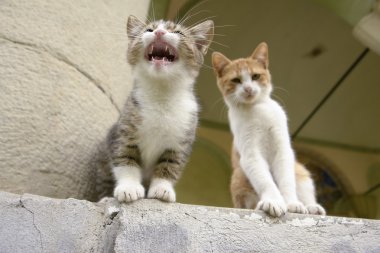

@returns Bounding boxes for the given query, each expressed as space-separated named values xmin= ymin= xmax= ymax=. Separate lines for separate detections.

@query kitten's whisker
xmin=208 ymin=40 xmax=229 ymax=48
xmin=201 ymin=64 xmax=213 ymax=70
xmin=206 ymin=33 xmax=226 ymax=37
xmin=181 ymin=34 xmax=225 ymax=45
xmin=150 ymin=0 xmax=156 ymax=22
xmin=210 ymin=96 xmax=225 ymax=110
xmin=271 ymin=94 xmax=286 ymax=107
xmin=189 ymin=43 xmax=218 ymax=52
xmin=205 ymin=47 xmax=217 ymax=52
xmin=177 ymin=0 xmax=210 ymax=25
xmin=178 ymin=10 xmax=212 ymax=26
xmin=219 ymin=103 xmax=228 ymax=121
xmin=126 ymin=34 xmax=143 ymax=39
xmin=177 ymin=10 xmax=210 ymax=25
xmin=273 ymin=86 xmax=289 ymax=94
xmin=173 ymin=6 xmax=181 ymax=24
xmin=190 ymin=39 xmax=229 ymax=49
xmin=214 ymin=25 xmax=236 ymax=28
xmin=145 ymin=13 xmax=154 ymax=24
xmin=227 ymin=95 xmax=239 ymax=107
xmin=145 ymin=15 xmax=154 ymax=24
xmin=190 ymin=58 xmax=213 ymax=70
xmin=180 ymin=15 xmax=217 ymax=33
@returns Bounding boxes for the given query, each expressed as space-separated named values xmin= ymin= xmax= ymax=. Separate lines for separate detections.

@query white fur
xmin=147 ymin=178 xmax=176 ymax=202
xmin=226 ymin=70 xmax=305 ymax=216
xmin=134 ymin=26 xmax=199 ymax=174
xmin=296 ymin=176 xmax=326 ymax=215
xmin=135 ymin=77 xmax=198 ymax=174
xmin=113 ymin=165 xmax=145 ymax=202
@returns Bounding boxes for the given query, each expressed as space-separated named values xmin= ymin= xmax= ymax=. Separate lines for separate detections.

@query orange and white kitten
xmin=212 ymin=43 xmax=325 ymax=217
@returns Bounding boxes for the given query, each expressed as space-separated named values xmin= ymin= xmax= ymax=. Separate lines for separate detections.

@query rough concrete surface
xmin=1 ymin=191 xmax=379 ymax=253
xmin=0 ymin=191 xmax=118 ymax=253
xmin=0 ymin=0 xmax=150 ymax=200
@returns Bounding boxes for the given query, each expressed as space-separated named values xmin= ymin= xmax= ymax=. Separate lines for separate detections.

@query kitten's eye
xmin=145 ymin=28 xmax=154 ymax=32
xmin=252 ymin=74 xmax=261 ymax=80
xmin=231 ymin=78 xmax=241 ymax=83
xmin=173 ymin=31 xmax=184 ymax=36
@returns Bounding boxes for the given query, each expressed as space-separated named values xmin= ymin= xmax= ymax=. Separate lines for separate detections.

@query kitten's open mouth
xmin=145 ymin=41 xmax=178 ymax=65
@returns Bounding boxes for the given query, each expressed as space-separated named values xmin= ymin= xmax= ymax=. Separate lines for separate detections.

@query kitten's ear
xmin=189 ymin=20 xmax=214 ymax=55
xmin=212 ymin=52 xmax=231 ymax=77
xmin=251 ymin=42 xmax=269 ymax=68
xmin=127 ymin=15 xmax=146 ymax=40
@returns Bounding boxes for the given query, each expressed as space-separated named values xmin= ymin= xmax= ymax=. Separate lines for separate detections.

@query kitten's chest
xmin=140 ymin=100 xmax=195 ymax=135
xmin=229 ymin=101 xmax=286 ymax=149
xmin=137 ymin=91 xmax=198 ymax=168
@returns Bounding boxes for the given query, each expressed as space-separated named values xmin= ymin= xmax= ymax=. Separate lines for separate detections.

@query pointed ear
xmin=251 ymin=42 xmax=269 ymax=68
xmin=127 ymin=15 xmax=146 ymax=40
xmin=189 ymin=20 xmax=214 ymax=55
xmin=212 ymin=52 xmax=231 ymax=77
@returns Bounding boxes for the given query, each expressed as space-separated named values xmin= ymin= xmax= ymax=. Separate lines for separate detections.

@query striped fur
xmin=107 ymin=16 xmax=213 ymax=203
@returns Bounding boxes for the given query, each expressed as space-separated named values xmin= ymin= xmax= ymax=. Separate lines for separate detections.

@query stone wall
xmin=1 ymin=191 xmax=379 ymax=253
xmin=0 ymin=0 xmax=150 ymax=200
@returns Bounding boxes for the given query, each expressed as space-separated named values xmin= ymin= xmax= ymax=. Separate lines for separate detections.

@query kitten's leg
xmin=108 ymin=124 xmax=145 ymax=203
xmin=231 ymin=147 xmax=258 ymax=209
xmin=148 ymin=149 xmax=187 ymax=202
xmin=113 ymin=165 xmax=145 ymax=202
xmin=230 ymin=166 xmax=258 ymax=209
xmin=240 ymin=155 xmax=287 ymax=217
xmin=295 ymin=163 xmax=326 ymax=215
xmin=271 ymin=152 xmax=307 ymax=214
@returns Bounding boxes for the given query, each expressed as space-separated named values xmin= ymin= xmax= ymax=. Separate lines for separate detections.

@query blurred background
xmin=148 ymin=0 xmax=380 ymax=219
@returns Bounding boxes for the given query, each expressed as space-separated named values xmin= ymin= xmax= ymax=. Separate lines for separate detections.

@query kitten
xmin=107 ymin=15 xmax=214 ymax=203
xmin=212 ymin=43 xmax=325 ymax=216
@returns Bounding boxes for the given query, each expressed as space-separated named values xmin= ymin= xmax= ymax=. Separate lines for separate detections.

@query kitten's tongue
xmin=145 ymin=40 xmax=177 ymax=66
xmin=153 ymin=56 xmax=169 ymax=62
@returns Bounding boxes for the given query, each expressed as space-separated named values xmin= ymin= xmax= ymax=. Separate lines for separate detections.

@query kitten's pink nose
xmin=155 ymin=29 xmax=166 ymax=38
xmin=244 ymin=86 xmax=253 ymax=94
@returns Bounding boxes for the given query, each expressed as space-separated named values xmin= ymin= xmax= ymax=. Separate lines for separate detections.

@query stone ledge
xmin=0 ymin=191 xmax=379 ymax=253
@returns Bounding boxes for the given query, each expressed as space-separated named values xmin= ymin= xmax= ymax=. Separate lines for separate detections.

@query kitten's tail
xmin=92 ymin=139 xmax=114 ymax=201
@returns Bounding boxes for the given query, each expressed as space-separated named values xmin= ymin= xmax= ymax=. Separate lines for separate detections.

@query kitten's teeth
xmin=165 ymin=45 xmax=168 ymax=52
xmin=163 ymin=57 xmax=168 ymax=61
xmin=150 ymin=45 xmax=154 ymax=54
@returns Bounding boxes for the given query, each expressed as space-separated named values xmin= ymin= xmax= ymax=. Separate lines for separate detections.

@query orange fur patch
xmin=212 ymin=56 xmax=271 ymax=99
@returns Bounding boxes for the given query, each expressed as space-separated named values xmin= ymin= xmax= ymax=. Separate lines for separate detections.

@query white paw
xmin=256 ymin=199 xmax=287 ymax=217
xmin=147 ymin=180 xmax=176 ymax=202
xmin=287 ymin=201 xmax=308 ymax=214
xmin=307 ymin=204 xmax=326 ymax=215
xmin=113 ymin=181 xmax=145 ymax=203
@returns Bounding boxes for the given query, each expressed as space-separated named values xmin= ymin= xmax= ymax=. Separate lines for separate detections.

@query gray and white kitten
xmin=107 ymin=16 xmax=214 ymax=203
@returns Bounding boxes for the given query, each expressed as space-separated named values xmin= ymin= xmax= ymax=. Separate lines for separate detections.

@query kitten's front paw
xmin=287 ymin=201 xmax=308 ymax=214
xmin=114 ymin=182 xmax=145 ymax=203
xmin=256 ymin=199 xmax=287 ymax=217
xmin=306 ymin=204 xmax=326 ymax=215
xmin=147 ymin=180 xmax=176 ymax=202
